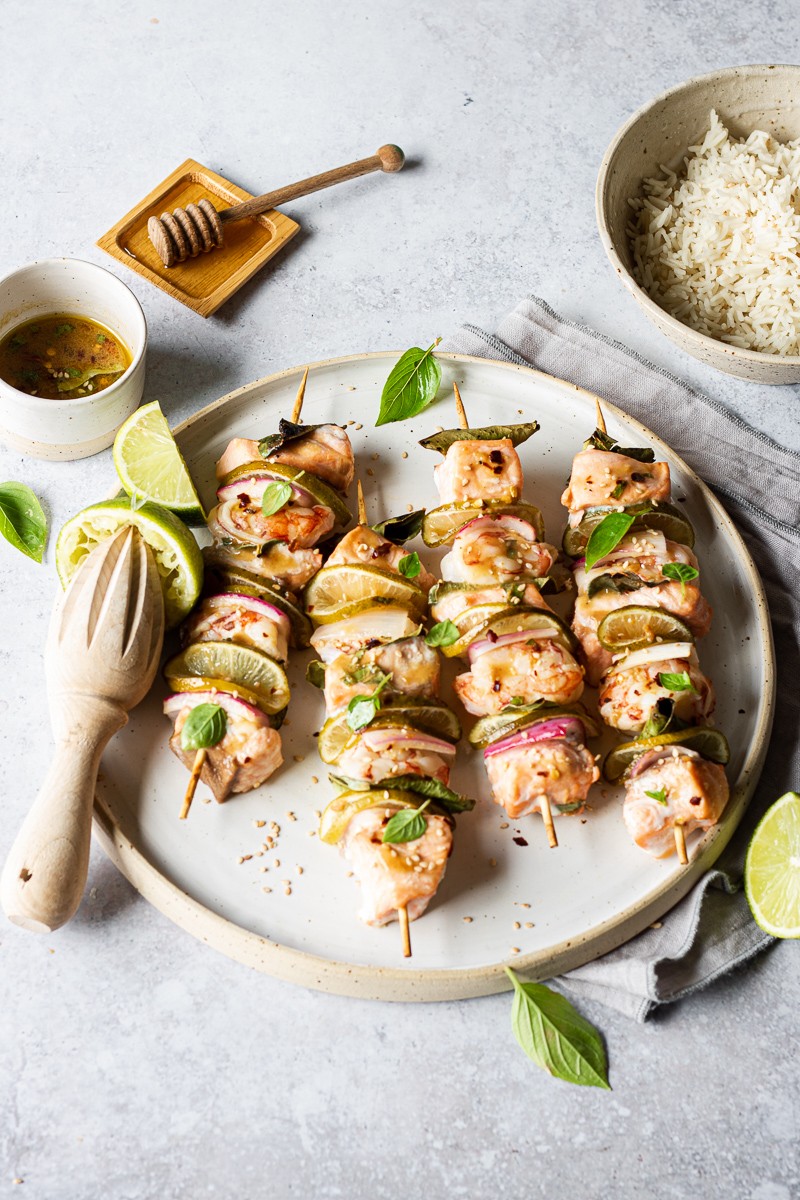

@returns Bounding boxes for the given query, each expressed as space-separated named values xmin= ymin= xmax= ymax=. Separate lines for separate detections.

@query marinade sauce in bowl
xmin=0 ymin=313 xmax=132 ymax=400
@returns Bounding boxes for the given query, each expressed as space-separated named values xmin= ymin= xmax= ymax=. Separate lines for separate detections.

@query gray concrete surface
xmin=0 ymin=1 xmax=797 ymax=1197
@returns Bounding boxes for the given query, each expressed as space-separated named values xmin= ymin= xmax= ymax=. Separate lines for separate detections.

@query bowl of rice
xmin=596 ymin=64 xmax=800 ymax=382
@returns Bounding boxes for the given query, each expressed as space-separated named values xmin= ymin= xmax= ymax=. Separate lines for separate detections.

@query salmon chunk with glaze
xmin=561 ymin=448 xmax=671 ymax=513
xmin=623 ymin=749 xmax=730 ymax=857
xmin=434 ymin=438 xmax=523 ymax=504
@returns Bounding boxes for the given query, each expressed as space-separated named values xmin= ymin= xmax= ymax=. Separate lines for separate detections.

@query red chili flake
xmin=238 ymin=492 xmax=251 ymax=505
xmin=492 ymin=680 xmax=501 ymax=692
xmin=689 ymin=796 xmax=701 ymax=806
xmin=512 ymin=835 xmax=528 ymax=847
xmin=489 ymin=450 xmax=503 ymax=464
xmin=372 ymin=542 xmax=392 ymax=558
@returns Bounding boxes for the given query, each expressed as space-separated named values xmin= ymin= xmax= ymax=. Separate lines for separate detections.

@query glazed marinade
xmin=0 ymin=313 xmax=131 ymax=399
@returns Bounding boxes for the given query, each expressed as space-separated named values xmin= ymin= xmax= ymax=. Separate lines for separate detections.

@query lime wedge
xmin=113 ymin=401 xmax=205 ymax=523
xmin=745 ymin=792 xmax=800 ymax=938
xmin=56 ymin=498 xmax=203 ymax=627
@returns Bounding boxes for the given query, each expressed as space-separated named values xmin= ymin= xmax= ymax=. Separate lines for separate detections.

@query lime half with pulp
xmin=113 ymin=401 xmax=205 ymax=523
xmin=56 ymin=498 xmax=203 ymax=627
xmin=745 ymin=792 xmax=800 ymax=938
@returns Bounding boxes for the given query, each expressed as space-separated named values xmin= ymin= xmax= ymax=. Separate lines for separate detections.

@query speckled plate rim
xmin=92 ymin=351 xmax=775 ymax=1002
xmin=595 ymin=63 xmax=800 ymax=367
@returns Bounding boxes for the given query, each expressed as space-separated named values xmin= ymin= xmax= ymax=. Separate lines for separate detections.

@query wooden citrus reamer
xmin=0 ymin=527 xmax=165 ymax=932
xmin=148 ymin=145 xmax=405 ymax=267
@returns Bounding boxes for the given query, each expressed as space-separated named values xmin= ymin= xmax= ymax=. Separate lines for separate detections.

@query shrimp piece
xmin=599 ymin=651 xmax=715 ymax=734
xmin=561 ymin=448 xmax=671 ymax=513
xmin=326 ymin=525 xmax=436 ymax=593
xmin=323 ymin=637 xmax=440 ymax=715
xmin=485 ymin=737 xmax=599 ymax=818
xmin=340 ymin=805 xmax=453 ymax=925
xmin=430 ymin=581 xmax=550 ymax=626
xmin=203 ymin=543 xmax=322 ymax=596
xmin=182 ymin=595 xmax=290 ymax=663
xmin=336 ymin=727 xmax=456 ymax=785
xmin=623 ymin=749 xmax=730 ymax=857
xmin=441 ymin=516 xmax=558 ymax=586
xmin=434 ymin=438 xmax=523 ymax=504
xmin=454 ymin=640 xmax=584 ymax=716
xmin=215 ymin=425 xmax=354 ymax=493
xmin=169 ymin=706 xmax=282 ymax=802
xmin=208 ymin=499 xmax=335 ymax=550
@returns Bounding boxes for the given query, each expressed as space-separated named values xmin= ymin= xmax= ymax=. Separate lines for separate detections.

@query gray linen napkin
xmin=441 ymin=296 xmax=800 ymax=1022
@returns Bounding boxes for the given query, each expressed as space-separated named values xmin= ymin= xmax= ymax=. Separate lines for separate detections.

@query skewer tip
xmin=453 ymin=382 xmax=469 ymax=430
xmin=356 ymin=479 xmax=368 ymax=526
xmin=540 ymin=795 xmax=559 ymax=849
xmin=180 ymin=748 xmax=207 ymax=820
xmin=398 ymin=905 xmax=412 ymax=957
xmin=595 ymin=397 xmax=607 ymax=434
xmin=291 ymin=367 xmax=309 ymax=424
xmin=674 ymin=822 xmax=688 ymax=865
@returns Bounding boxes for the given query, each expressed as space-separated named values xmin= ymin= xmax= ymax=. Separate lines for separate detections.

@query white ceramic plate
xmin=93 ymin=352 xmax=775 ymax=1001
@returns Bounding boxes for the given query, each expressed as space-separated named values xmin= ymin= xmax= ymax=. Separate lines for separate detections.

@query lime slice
xmin=113 ymin=401 xmax=205 ymax=523
xmin=597 ymin=605 xmax=694 ymax=653
xmin=164 ymin=640 xmax=290 ymax=715
xmin=422 ymin=501 xmax=545 ymax=547
xmin=469 ymin=703 xmax=600 ymax=748
xmin=221 ymin=460 xmax=351 ymax=527
xmin=745 ymin=792 xmax=800 ymax=938
xmin=602 ymin=726 xmax=730 ymax=784
xmin=303 ymin=563 xmax=427 ymax=625
xmin=56 ymin=498 xmax=203 ymax=628
xmin=317 ymin=700 xmax=461 ymax=765
xmin=562 ymin=502 xmax=695 ymax=558
xmin=442 ymin=605 xmax=577 ymax=659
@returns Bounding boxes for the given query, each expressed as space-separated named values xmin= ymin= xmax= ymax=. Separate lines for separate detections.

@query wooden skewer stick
xmin=180 ymin=749 xmax=207 ymax=820
xmin=453 ymin=382 xmax=469 ymax=430
xmin=595 ymin=398 xmax=607 ymax=434
xmin=291 ymin=367 xmax=309 ymax=423
xmin=674 ymin=821 xmax=688 ymax=865
xmin=357 ymin=478 xmax=367 ymax=525
xmin=540 ymin=794 xmax=559 ymax=849
xmin=398 ymin=904 xmax=412 ymax=957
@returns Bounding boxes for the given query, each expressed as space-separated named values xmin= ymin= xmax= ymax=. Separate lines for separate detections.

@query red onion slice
xmin=468 ymin=627 xmax=557 ymax=665
xmin=483 ymin=716 xmax=586 ymax=758
xmin=163 ymin=690 xmax=269 ymax=726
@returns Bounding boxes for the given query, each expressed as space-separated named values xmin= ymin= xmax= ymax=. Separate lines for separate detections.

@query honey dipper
xmin=148 ymin=143 xmax=405 ymax=267
xmin=0 ymin=526 xmax=165 ymax=933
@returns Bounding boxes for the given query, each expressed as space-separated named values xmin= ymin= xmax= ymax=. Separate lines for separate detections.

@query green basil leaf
xmin=658 ymin=671 xmax=697 ymax=693
xmin=261 ymin=481 xmax=293 ymax=517
xmin=398 ymin=551 xmax=421 ymax=579
xmin=424 ymin=619 xmax=460 ymax=648
xmin=584 ymin=511 xmax=636 ymax=569
xmin=379 ymin=775 xmax=475 ymax=814
xmin=328 ymin=773 xmax=371 ymax=793
xmin=505 ymin=968 xmax=611 ymax=1090
xmin=347 ymin=694 xmax=381 ymax=732
xmin=584 ymin=428 xmax=655 ymax=463
xmin=382 ymin=801 xmax=430 ymax=844
xmin=376 ymin=341 xmax=442 ymax=426
xmin=645 ymin=788 xmax=668 ymax=805
xmin=0 ymin=483 xmax=47 ymax=562
xmin=180 ymin=703 xmax=227 ymax=751
xmin=371 ymin=509 xmax=425 ymax=544
xmin=306 ymin=660 xmax=326 ymax=689
xmin=419 ymin=422 xmax=540 ymax=454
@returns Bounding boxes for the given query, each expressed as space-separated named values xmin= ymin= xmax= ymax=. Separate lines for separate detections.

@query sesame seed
xmin=367 ymin=468 xmax=374 ymax=477
xmin=308 ymin=830 xmax=316 ymax=837
xmin=296 ymin=866 xmax=303 ymax=876
xmin=519 ymin=902 xmax=531 ymax=909
xmin=510 ymin=947 xmax=520 ymax=955
xmin=262 ymin=886 xmax=272 ymax=894
xmin=311 ymin=777 xmax=319 ymax=785
xmin=524 ymin=922 xmax=534 ymax=929
xmin=287 ymin=811 xmax=297 ymax=821
xmin=260 ymin=866 xmax=268 ymax=873
xmin=355 ymin=423 xmax=363 ymax=430
xmin=293 ymin=755 xmax=304 ymax=764
xmin=284 ymin=885 xmax=292 ymax=896
xmin=401 ymin=451 xmax=408 ymax=459
xmin=463 ymin=916 xmax=473 ymax=923
xmin=513 ymin=921 xmax=520 ymax=930
xmin=273 ymin=859 xmax=281 ymax=868
xmin=489 ymin=858 xmax=497 ymax=868
xmin=254 ymin=819 xmax=266 ymax=828
xmin=236 ymin=856 xmax=244 ymax=864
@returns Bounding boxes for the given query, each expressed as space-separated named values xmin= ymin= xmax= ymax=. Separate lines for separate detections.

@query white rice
xmin=628 ymin=110 xmax=800 ymax=355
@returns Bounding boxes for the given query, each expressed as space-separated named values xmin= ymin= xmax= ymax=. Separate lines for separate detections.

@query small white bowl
xmin=596 ymin=64 xmax=800 ymax=384
xmin=0 ymin=258 xmax=147 ymax=460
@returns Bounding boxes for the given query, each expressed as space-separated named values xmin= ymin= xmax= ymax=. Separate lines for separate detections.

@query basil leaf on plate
xmin=376 ymin=341 xmax=442 ymax=426
xmin=371 ymin=508 xmax=425 ymax=544
xmin=658 ymin=671 xmax=697 ymax=693
xmin=261 ymin=481 xmax=293 ymax=517
xmin=398 ymin=551 xmax=421 ymax=579
xmin=584 ymin=511 xmax=636 ymax=569
xmin=419 ymin=422 xmax=540 ymax=454
xmin=379 ymin=775 xmax=475 ymax=814
xmin=382 ymin=800 xmax=430 ymax=844
xmin=425 ymin=619 xmax=459 ymax=648
xmin=180 ymin=703 xmax=227 ymax=751
xmin=0 ymin=483 xmax=47 ymax=562
xmin=505 ymin=968 xmax=611 ymax=1090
